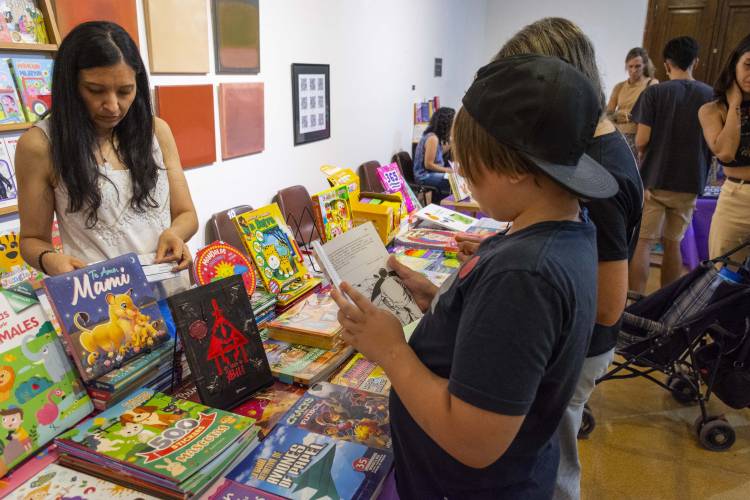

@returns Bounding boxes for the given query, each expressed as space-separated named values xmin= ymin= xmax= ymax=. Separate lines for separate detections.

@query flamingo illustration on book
xmin=36 ymin=388 xmax=64 ymax=429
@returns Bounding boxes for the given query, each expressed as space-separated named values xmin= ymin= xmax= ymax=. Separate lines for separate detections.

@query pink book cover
xmin=0 ymin=445 xmax=58 ymax=495
xmin=376 ymin=162 xmax=418 ymax=213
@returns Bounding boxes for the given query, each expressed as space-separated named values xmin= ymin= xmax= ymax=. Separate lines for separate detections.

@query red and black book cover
xmin=167 ymin=274 xmax=273 ymax=409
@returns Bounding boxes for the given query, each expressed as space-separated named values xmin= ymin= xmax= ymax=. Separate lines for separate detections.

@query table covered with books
xmin=0 ymin=161 xmax=504 ymax=499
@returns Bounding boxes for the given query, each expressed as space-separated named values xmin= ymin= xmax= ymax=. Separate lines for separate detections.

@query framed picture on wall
xmin=292 ymin=63 xmax=330 ymax=146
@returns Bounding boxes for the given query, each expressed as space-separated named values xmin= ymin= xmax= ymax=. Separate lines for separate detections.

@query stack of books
xmin=55 ymin=388 xmax=260 ymax=499
xmin=207 ymin=382 xmax=393 ymax=500
xmin=266 ymin=290 xmax=342 ymax=349
xmin=261 ymin=330 xmax=353 ymax=386
xmin=251 ymin=287 xmax=277 ymax=329
xmin=85 ymin=341 xmax=181 ymax=411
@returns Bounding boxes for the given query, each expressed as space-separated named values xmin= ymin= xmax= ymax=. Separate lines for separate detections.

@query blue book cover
xmin=224 ymin=425 xmax=393 ymax=500
xmin=42 ymin=253 xmax=169 ymax=382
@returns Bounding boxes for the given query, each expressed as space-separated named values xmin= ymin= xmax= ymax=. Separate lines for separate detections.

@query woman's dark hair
xmin=50 ymin=21 xmax=159 ymax=228
xmin=714 ymin=33 xmax=750 ymax=106
xmin=424 ymin=107 xmax=455 ymax=144
xmin=625 ymin=47 xmax=655 ymax=78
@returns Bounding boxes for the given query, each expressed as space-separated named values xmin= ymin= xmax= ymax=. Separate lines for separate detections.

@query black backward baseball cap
xmin=462 ymin=54 xmax=618 ymax=199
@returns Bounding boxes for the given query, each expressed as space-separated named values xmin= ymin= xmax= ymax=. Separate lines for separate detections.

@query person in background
xmin=331 ymin=54 xmax=617 ymax=498
xmin=629 ymin=36 xmax=713 ymax=293
xmin=490 ymin=17 xmax=643 ymax=500
xmin=16 ymin=21 xmax=198 ymax=276
xmin=607 ymin=47 xmax=659 ymax=158
xmin=412 ymin=106 xmax=455 ymax=200
xmin=699 ymin=33 xmax=750 ymax=264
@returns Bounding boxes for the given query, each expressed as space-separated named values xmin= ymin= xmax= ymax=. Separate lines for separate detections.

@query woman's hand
xmin=331 ymin=282 xmax=407 ymax=366
xmin=42 ymin=252 xmax=86 ymax=276
xmin=387 ymin=255 xmax=436 ymax=312
xmin=727 ymin=80 xmax=743 ymax=108
xmin=454 ymin=234 xmax=481 ymax=263
xmin=155 ymin=229 xmax=192 ymax=272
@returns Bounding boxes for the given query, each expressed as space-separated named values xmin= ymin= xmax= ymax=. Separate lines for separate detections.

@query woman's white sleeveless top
xmin=34 ymin=119 xmax=171 ymax=264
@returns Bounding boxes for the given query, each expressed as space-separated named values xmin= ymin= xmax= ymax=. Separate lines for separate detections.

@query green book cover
xmin=56 ymin=388 xmax=257 ymax=485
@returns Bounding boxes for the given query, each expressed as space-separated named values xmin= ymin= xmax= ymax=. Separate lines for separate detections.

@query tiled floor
xmin=580 ymin=266 xmax=750 ymax=499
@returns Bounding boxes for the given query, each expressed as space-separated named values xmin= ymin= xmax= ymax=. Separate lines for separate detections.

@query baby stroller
xmin=580 ymin=240 xmax=750 ymax=451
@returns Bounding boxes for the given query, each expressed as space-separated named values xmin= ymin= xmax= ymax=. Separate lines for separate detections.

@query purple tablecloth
xmin=680 ymin=197 xmax=717 ymax=269
xmin=377 ymin=470 xmax=399 ymax=499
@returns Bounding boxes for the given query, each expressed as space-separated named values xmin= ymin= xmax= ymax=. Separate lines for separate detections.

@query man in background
xmin=629 ymin=36 xmax=714 ymax=292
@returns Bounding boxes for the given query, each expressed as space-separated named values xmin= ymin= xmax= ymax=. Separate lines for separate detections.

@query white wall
xmin=2 ymin=1 xmax=653 ymax=255
xmin=140 ymin=0 xmax=488 ymax=251
xmin=482 ymin=0 xmax=649 ymax=101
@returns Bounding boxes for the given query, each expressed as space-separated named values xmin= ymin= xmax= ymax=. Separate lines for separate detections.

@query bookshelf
xmin=0 ymin=0 xmax=61 ymax=216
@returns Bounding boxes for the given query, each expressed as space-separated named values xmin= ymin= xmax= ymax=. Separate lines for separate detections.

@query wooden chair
xmin=275 ymin=185 xmax=322 ymax=248
xmin=358 ymin=160 xmax=384 ymax=193
xmin=392 ymin=151 xmax=439 ymax=205
xmin=204 ymin=204 xmax=254 ymax=256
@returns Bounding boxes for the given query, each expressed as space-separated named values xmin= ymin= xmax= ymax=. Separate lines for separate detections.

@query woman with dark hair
xmin=412 ymin=106 xmax=455 ymax=199
xmin=16 ymin=21 xmax=198 ymax=276
xmin=700 ymin=34 xmax=750 ymax=263
xmin=607 ymin=47 xmax=658 ymax=157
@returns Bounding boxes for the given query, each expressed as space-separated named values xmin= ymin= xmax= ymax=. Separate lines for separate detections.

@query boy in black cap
xmin=331 ymin=54 xmax=616 ymax=498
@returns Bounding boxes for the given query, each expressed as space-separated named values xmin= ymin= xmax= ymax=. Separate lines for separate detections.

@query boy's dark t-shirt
xmin=389 ymin=218 xmax=598 ymax=498
xmin=583 ymin=131 xmax=644 ymax=356
xmin=630 ymin=79 xmax=713 ymax=194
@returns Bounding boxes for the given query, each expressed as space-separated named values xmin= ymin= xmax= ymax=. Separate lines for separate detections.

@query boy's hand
xmin=387 ymin=255 xmax=436 ymax=312
xmin=331 ymin=282 xmax=407 ymax=366
xmin=454 ymin=234 xmax=481 ymax=263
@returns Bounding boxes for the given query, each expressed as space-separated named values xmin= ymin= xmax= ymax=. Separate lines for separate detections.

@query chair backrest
xmin=392 ymin=151 xmax=415 ymax=183
xmin=276 ymin=185 xmax=321 ymax=247
xmin=358 ymin=160 xmax=384 ymax=193
xmin=205 ymin=204 xmax=254 ymax=257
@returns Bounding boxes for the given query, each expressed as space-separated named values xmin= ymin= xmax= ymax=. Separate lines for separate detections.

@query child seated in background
xmin=331 ymin=54 xmax=617 ymax=498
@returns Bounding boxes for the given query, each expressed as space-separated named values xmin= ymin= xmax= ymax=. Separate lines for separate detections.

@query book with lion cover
xmin=0 ymin=282 xmax=93 ymax=477
xmin=41 ymin=253 xmax=170 ymax=382
xmin=234 ymin=205 xmax=320 ymax=307
xmin=55 ymin=387 xmax=259 ymax=498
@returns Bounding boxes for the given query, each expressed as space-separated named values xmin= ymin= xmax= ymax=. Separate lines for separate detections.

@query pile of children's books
xmin=55 ymin=387 xmax=261 ymax=499
xmin=1 ymin=171 xmax=439 ymax=498
xmin=266 ymin=290 xmax=343 ymax=349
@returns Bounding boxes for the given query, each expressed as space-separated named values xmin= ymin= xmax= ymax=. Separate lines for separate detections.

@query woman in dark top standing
xmin=699 ymin=33 xmax=750 ymax=264
xmin=412 ymin=106 xmax=454 ymax=200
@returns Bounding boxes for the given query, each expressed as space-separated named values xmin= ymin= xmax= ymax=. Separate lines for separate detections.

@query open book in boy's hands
xmin=312 ymin=222 xmax=423 ymax=325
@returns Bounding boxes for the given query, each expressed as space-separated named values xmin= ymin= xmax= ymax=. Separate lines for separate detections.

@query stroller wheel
xmin=699 ymin=419 xmax=736 ymax=451
xmin=692 ymin=414 xmax=728 ymax=436
xmin=667 ymin=373 xmax=698 ymax=404
xmin=578 ymin=406 xmax=595 ymax=439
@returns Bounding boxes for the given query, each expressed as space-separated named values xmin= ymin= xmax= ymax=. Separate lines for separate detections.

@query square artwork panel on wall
xmin=54 ymin=0 xmax=139 ymax=46
xmin=156 ymin=85 xmax=216 ymax=168
xmin=219 ymin=83 xmax=264 ymax=159
xmin=144 ymin=0 xmax=209 ymax=73
xmin=211 ymin=0 xmax=259 ymax=73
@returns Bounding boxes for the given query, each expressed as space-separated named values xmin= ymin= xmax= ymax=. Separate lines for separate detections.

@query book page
xmin=320 ymin=223 xmax=422 ymax=325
